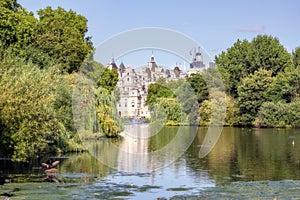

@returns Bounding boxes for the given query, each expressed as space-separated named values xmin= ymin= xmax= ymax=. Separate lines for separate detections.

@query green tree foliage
xmin=97 ymin=68 xmax=119 ymax=93
xmin=187 ymin=73 xmax=209 ymax=104
xmin=0 ymin=57 xmax=81 ymax=161
xmin=293 ymin=47 xmax=300 ymax=67
xmin=258 ymin=98 xmax=300 ymax=128
xmin=95 ymin=88 xmax=122 ymax=137
xmin=236 ymin=69 xmax=274 ymax=126
xmin=80 ymin=57 xmax=105 ymax=83
xmin=33 ymin=6 xmax=93 ymax=73
xmin=95 ymin=68 xmax=122 ymax=137
xmin=267 ymin=66 xmax=300 ymax=103
xmin=73 ymin=66 xmax=122 ymax=138
xmin=215 ymin=39 xmax=250 ymax=97
xmin=216 ymin=35 xmax=292 ymax=97
xmin=198 ymin=89 xmax=233 ymax=126
xmin=0 ymin=0 xmax=124 ymax=161
xmin=146 ymin=81 xmax=173 ymax=106
xmin=147 ymin=77 xmax=202 ymax=125
xmin=247 ymin=35 xmax=292 ymax=76
xmin=150 ymin=97 xmax=186 ymax=126
xmin=0 ymin=0 xmax=37 ymax=59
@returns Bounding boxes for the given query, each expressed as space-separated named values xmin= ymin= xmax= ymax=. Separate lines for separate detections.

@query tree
xmin=150 ymin=97 xmax=186 ymax=126
xmin=95 ymin=88 xmax=122 ymax=137
xmin=0 ymin=0 xmax=20 ymax=10
xmin=236 ymin=69 xmax=274 ymax=126
xmin=216 ymin=35 xmax=292 ymax=97
xmin=247 ymin=35 xmax=292 ymax=76
xmin=267 ymin=66 xmax=300 ymax=103
xmin=0 ymin=58 xmax=79 ymax=161
xmin=34 ymin=6 xmax=93 ymax=73
xmin=293 ymin=47 xmax=300 ymax=67
xmin=215 ymin=39 xmax=250 ymax=97
xmin=0 ymin=0 xmax=37 ymax=59
xmin=146 ymin=82 xmax=173 ymax=106
xmin=187 ymin=73 xmax=209 ymax=104
xmin=258 ymin=98 xmax=300 ymax=128
xmin=198 ymin=89 xmax=232 ymax=126
xmin=97 ymin=68 xmax=119 ymax=93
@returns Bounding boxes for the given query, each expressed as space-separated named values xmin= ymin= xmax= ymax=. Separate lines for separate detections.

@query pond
xmin=1 ymin=125 xmax=300 ymax=199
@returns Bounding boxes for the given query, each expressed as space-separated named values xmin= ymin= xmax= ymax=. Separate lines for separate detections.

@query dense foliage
xmin=215 ymin=35 xmax=299 ymax=127
xmin=0 ymin=57 xmax=82 ymax=161
xmin=148 ymin=35 xmax=299 ymax=128
xmin=0 ymin=0 xmax=121 ymax=161
xmin=146 ymin=78 xmax=199 ymax=125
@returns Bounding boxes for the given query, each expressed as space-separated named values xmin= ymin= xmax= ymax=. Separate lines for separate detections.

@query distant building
xmin=190 ymin=47 xmax=205 ymax=69
xmin=188 ymin=47 xmax=207 ymax=76
xmin=109 ymin=53 xmax=185 ymax=119
xmin=107 ymin=48 xmax=214 ymax=119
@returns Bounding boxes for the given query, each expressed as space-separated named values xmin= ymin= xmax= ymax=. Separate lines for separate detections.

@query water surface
xmin=1 ymin=126 xmax=300 ymax=199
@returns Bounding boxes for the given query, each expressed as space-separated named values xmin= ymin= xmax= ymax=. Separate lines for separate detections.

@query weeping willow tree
xmin=73 ymin=64 xmax=122 ymax=138
xmin=95 ymin=87 xmax=122 ymax=137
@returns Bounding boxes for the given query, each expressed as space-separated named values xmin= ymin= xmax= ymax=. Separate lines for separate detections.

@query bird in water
xmin=41 ymin=159 xmax=60 ymax=182
xmin=41 ymin=160 xmax=60 ymax=169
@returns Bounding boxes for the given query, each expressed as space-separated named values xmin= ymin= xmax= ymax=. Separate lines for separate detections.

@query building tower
xmin=190 ymin=47 xmax=205 ymax=69
xmin=148 ymin=51 xmax=158 ymax=72
xmin=108 ymin=58 xmax=118 ymax=70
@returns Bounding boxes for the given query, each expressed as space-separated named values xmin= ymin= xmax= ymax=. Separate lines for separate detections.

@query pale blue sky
xmin=18 ymin=0 xmax=300 ymax=68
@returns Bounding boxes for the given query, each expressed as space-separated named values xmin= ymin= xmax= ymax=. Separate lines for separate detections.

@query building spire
xmin=151 ymin=51 xmax=154 ymax=62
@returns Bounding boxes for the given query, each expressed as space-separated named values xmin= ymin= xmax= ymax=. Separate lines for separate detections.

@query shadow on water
xmin=1 ymin=127 xmax=300 ymax=199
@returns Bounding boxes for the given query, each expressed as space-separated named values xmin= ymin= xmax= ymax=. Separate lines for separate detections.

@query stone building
xmin=110 ymin=53 xmax=185 ymax=119
xmin=107 ymin=48 xmax=214 ymax=119
xmin=187 ymin=47 xmax=207 ymax=76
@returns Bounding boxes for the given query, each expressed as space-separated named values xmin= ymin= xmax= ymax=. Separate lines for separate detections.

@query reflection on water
xmin=1 ymin=127 xmax=300 ymax=199
xmin=84 ymin=124 xmax=197 ymax=173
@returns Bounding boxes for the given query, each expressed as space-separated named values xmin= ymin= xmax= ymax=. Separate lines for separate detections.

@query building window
xmin=127 ymin=78 xmax=130 ymax=82
xmin=125 ymin=103 xmax=127 ymax=107
xmin=132 ymin=104 xmax=135 ymax=107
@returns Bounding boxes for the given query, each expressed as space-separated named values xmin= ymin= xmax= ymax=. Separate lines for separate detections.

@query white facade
xmin=111 ymin=54 xmax=186 ymax=119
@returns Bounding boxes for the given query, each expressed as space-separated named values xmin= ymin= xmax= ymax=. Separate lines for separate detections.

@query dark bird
xmin=41 ymin=160 xmax=60 ymax=169
xmin=41 ymin=159 xmax=61 ymax=182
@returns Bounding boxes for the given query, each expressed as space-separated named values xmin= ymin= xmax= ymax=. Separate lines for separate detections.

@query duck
xmin=41 ymin=160 xmax=60 ymax=169
xmin=41 ymin=160 xmax=60 ymax=175
xmin=41 ymin=160 xmax=61 ymax=182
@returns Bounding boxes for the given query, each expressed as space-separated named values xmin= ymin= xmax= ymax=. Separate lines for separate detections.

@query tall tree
xmin=0 ymin=0 xmax=37 ymax=59
xmin=215 ymin=39 xmax=250 ymax=97
xmin=216 ymin=35 xmax=292 ymax=97
xmin=34 ymin=6 xmax=93 ymax=73
xmin=247 ymin=35 xmax=292 ymax=76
